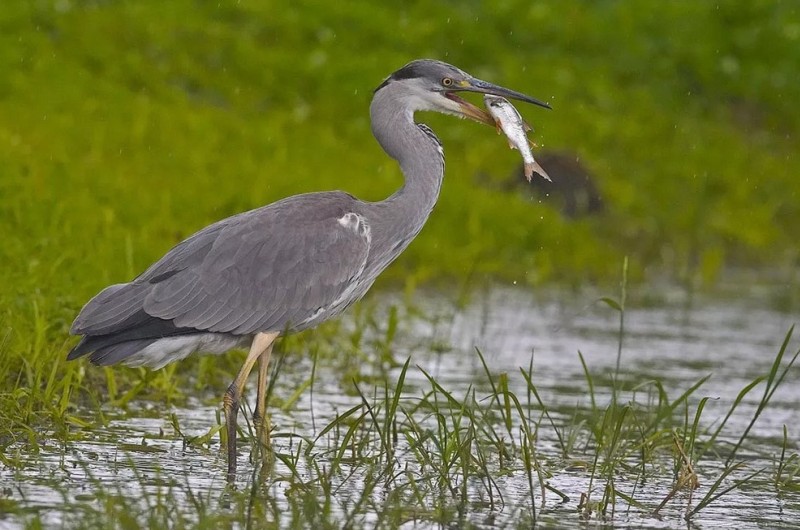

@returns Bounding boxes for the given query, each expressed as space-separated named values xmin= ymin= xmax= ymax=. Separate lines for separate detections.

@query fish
xmin=483 ymin=94 xmax=551 ymax=182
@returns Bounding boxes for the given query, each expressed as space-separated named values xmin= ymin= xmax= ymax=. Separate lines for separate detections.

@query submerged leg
xmin=253 ymin=340 xmax=275 ymax=453
xmin=223 ymin=331 xmax=279 ymax=482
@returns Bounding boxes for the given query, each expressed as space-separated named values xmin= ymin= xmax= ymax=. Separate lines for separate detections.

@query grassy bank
xmin=2 ymin=1 xmax=799 ymax=290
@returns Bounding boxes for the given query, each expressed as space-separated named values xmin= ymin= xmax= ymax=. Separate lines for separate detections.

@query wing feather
xmin=70 ymin=220 xmax=228 ymax=336
xmin=141 ymin=192 xmax=371 ymax=335
xmin=70 ymin=191 xmax=370 ymax=346
xmin=71 ymin=284 xmax=148 ymax=334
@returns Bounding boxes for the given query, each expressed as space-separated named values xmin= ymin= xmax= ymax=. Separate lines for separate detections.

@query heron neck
xmin=369 ymin=88 xmax=444 ymax=243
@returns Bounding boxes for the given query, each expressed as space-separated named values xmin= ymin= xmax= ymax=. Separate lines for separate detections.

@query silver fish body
xmin=484 ymin=94 xmax=551 ymax=182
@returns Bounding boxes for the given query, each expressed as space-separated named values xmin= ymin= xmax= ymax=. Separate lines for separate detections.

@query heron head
xmin=375 ymin=59 xmax=550 ymax=125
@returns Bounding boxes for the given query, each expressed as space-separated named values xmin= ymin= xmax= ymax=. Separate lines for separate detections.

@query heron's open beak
xmin=445 ymin=77 xmax=551 ymax=126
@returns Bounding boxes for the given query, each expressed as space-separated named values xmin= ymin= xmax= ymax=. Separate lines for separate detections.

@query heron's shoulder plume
xmin=416 ymin=124 xmax=443 ymax=152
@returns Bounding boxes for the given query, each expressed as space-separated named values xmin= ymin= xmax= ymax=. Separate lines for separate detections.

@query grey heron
xmin=68 ymin=59 xmax=550 ymax=480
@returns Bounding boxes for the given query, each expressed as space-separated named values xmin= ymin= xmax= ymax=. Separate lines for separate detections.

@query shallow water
xmin=2 ymin=286 xmax=799 ymax=528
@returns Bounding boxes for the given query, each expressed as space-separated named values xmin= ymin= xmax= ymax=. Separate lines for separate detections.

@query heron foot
xmin=253 ymin=411 xmax=274 ymax=481
xmin=223 ymin=383 xmax=240 ymax=483
xmin=253 ymin=410 xmax=272 ymax=451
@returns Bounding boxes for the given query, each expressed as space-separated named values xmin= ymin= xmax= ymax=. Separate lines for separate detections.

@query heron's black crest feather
xmin=374 ymin=59 xmax=466 ymax=93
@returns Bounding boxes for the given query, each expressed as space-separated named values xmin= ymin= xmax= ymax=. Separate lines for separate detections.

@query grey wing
xmin=70 ymin=222 xmax=228 ymax=336
xmin=140 ymin=206 xmax=372 ymax=335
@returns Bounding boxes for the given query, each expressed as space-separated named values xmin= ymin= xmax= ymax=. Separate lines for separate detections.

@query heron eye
xmin=442 ymin=77 xmax=453 ymax=87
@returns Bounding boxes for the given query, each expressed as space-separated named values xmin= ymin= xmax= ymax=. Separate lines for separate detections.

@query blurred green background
xmin=1 ymin=0 xmax=799 ymax=373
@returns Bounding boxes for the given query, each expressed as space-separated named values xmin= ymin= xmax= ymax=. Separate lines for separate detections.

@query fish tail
xmin=525 ymin=160 xmax=551 ymax=182
xmin=523 ymin=163 xmax=534 ymax=181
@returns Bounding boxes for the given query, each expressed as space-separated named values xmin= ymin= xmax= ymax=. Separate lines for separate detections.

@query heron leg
xmin=223 ymin=331 xmax=278 ymax=482
xmin=253 ymin=341 xmax=274 ymax=453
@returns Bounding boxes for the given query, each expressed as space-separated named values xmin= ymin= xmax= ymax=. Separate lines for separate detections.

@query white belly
xmin=122 ymin=333 xmax=251 ymax=369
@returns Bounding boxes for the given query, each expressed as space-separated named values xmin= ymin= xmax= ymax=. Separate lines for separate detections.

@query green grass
xmin=3 ymin=316 xmax=798 ymax=528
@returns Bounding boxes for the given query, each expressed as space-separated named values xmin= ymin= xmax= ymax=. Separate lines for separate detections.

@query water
xmin=2 ymin=286 xmax=799 ymax=528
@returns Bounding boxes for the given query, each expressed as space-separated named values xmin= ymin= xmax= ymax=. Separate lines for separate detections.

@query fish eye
xmin=441 ymin=77 xmax=453 ymax=87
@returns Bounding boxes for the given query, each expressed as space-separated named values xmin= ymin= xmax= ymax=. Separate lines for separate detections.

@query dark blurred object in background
xmin=522 ymin=151 xmax=604 ymax=218
xmin=477 ymin=151 xmax=604 ymax=218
